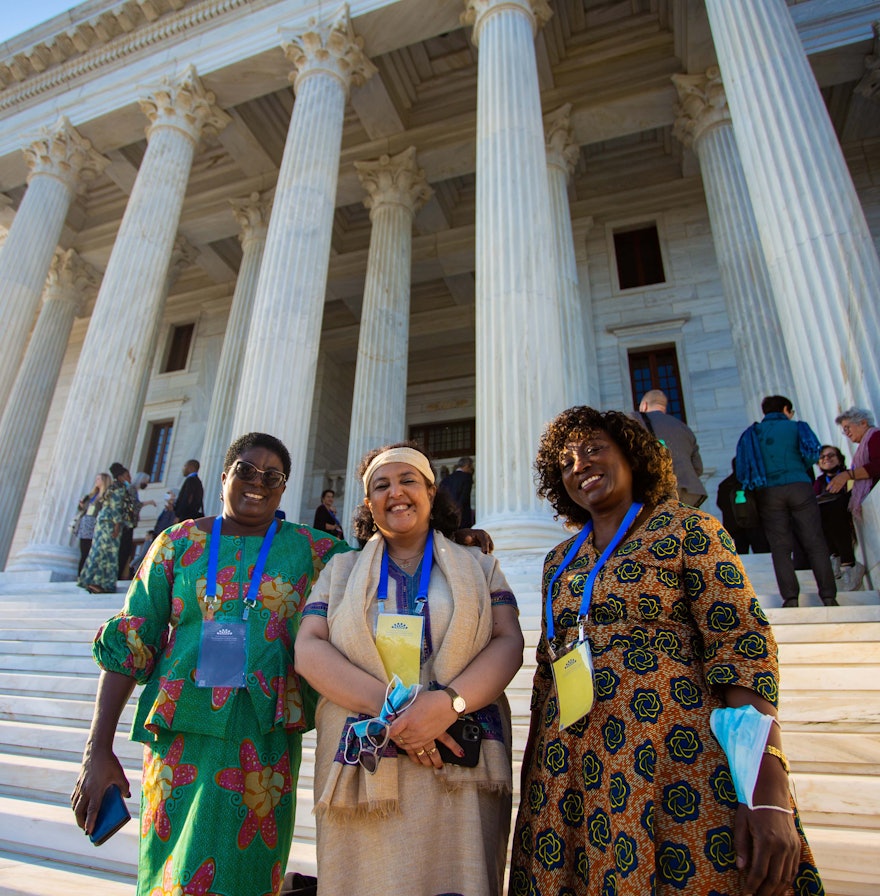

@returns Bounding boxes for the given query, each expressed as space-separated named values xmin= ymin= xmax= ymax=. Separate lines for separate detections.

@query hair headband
xmin=362 ymin=447 xmax=435 ymax=493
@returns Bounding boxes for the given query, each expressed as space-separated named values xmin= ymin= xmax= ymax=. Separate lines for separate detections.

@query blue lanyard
xmin=545 ymin=503 xmax=642 ymax=641
xmin=206 ymin=515 xmax=278 ymax=619
xmin=378 ymin=529 xmax=434 ymax=616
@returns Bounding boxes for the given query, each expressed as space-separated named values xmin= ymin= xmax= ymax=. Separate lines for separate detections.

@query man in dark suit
xmin=174 ymin=459 xmax=204 ymax=522
xmin=439 ymin=457 xmax=474 ymax=526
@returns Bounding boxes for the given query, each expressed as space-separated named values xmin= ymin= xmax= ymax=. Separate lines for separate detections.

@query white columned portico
xmin=463 ymin=0 xmax=567 ymax=549
xmin=672 ymin=68 xmax=794 ymax=417
xmin=0 ymin=118 xmax=106 ymax=410
xmin=0 ymin=250 xmax=97 ymax=567
xmin=705 ymin=0 xmax=880 ymax=433
xmin=545 ymin=105 xmax=590 ymax=408
xmin=11 ymin=67 xmax=230 ymax=576
xmin=230 ymin=5 xmax=376 ymax=517
xmin=570 ymin=217 xmax=600 ymax=407
xmin=341 ymin=147 xmax=432 ymax=540
xmin=201 ymin=192 xmax=272 ymax=515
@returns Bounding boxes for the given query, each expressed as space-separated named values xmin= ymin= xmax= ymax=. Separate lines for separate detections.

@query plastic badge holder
xmin=89 ymin=784 xmax=131 ymax=846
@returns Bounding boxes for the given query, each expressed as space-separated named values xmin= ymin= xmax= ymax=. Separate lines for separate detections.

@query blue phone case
xmin=89 ymin=784 xmax=131 ymax=846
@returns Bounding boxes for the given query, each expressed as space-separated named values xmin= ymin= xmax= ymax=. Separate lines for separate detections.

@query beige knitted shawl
xmin=310 ymin=531 xmax=513 ymax=818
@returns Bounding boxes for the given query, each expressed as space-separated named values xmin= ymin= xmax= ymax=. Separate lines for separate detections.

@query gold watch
xmin=764 ymin=744 xmax=790 ymax=774
xmin=444 ymin=686 xmax=467 ymax=715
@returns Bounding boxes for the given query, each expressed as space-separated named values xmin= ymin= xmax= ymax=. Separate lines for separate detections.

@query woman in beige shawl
xmin=295 ymin=443 xmax=524 ymax=896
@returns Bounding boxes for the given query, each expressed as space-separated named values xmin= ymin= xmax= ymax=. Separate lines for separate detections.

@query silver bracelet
xmin=750 ymin=804 xmax=793 ymax=815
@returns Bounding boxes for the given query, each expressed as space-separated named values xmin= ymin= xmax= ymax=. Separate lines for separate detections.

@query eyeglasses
xmin=231 ymin=459 xmax=287 ymax=489
xmin=819 ymin=453 xmax=838 ymax=460
xmin=343 ymin=678 xmax=420 ymax=774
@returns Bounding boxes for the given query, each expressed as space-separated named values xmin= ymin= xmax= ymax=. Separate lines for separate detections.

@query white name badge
xmin=375 ymin=613 xmax=424 ymax=688
xmin=551 ymin=639 xmax=595 ymax=730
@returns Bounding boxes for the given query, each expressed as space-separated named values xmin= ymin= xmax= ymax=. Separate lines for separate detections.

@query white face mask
xmin=709 ymin=705 xmax=775 ymax=808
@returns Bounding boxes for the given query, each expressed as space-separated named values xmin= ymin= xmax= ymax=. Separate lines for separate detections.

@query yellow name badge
xmin=375 ymin=614 xmax=424 ymax=688
xmin=551 ymin=640 xmax=595 ymax=730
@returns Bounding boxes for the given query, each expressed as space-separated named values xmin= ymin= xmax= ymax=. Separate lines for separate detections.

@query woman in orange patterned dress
xmin=509 ymin=407 xmax=823 ymax=896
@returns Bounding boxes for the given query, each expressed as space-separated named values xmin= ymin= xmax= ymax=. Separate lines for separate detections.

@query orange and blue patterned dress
xmin=509 ymin=501 xmax=823 ymax=896
xmin=93 ymin=519 xmax=349 ymax=896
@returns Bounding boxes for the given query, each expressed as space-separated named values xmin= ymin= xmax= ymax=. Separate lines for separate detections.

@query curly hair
xmin=535 ymin=406 xmax=677 ymax=527
xmin=352 ymin=441 xmax=461 ymax=542
xmin=223 ymin=432 xmax=292 ymax=478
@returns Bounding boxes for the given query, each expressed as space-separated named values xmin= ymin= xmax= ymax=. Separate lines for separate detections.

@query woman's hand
xmin=451 ymin=528 xmax=494 ymax=553
xmin=826 ymin=471 xmax=850 ymax=494
xmin=734 ymin=802 xmax=800 ymax=896
xmin=70 ymin=743 xmax=130 ymax=835
xmin=388 ymin=690 xmax=462 ymax=768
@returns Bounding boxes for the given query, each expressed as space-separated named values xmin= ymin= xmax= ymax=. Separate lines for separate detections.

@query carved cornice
xmin=22 ymin=116 xmax=109 ymax=192
xmin=461 ymin=0 xmax=553 ymax=45
xmin=671 ymin=66 xmax=730 ymax=150
xmin=0 ymin=0 xmax=248 ymax=114
xmin=281 ymin=4 xmax=376 ymax=97
xmin=355 ymin=146 xmax=433 ymax=218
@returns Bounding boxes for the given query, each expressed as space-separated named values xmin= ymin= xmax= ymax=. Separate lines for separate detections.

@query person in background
xmin=118 ymin=471 xmax=155 ymax=580
xmin=736 ymin=395 xmax=836 ymax=608
xmin=633 ymin=388 xmax=707 ymax=506
xmin=313 ymin=489 xmax=344 ymax=539
xmin=716 ymin=458 xmax=770 ymax=555
xmin=128 ymin=488 xmax=178 ymax=577
xmin=73 ymin=473 xmax=112 ymax=574
xmin=173 ymin=458 xmax=204 ymax=522
xmin=78 ymin=464 xmax=130 ymax=594
xmin=827 ymin=407 xmax=880 ymax=519
xmin=813 ymin=445 xmax=863 ymax=591
xmin=510 ymin=406 xmax=821 ymax=896
xmin=438 ymin=456 xmax=475 ymax=526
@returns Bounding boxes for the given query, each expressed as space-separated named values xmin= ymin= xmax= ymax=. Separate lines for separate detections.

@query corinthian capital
xmin=230 ymin=191 xmax=273 ymax=248
xmin=855 ymin=21 xmax=880 ymax=101
xmin=671 ymin=67 xmax=731 ymax=150
xmin=45 ymin=248 xmax=99 ymax=316
xmin=355 ymin=147 xmax=433 ymax=218
xmin=461 ymin=0 xmax=553 ymax=45
xmin=282 ymin=3 xmax=377 ymax=96
xmin=545 ymin=104 xmax=579 ymax=179
xmin=22 ymin=117 xmax=109 ymax=194
xmin=139 ymin=65 xmax=231 ymax=145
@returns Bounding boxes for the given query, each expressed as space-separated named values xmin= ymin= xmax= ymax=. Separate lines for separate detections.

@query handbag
xmin=730 ymin=488 xmax=760 ymax=529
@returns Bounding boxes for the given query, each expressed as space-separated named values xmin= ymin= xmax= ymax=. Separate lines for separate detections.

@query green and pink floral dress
xmin=93 ymin=519 xmax=349 ymax=896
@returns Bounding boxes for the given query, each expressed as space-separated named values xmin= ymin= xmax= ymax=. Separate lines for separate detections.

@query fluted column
xmin=0 ymin=250 xmax=98 ymax=567
xmin=11 ymin=67 xmax=229 ymax=576
xmin=231 ymin=5 xmax=376 ymax=518
xmin=202 ymin=192 xmax=272 ymax=515
xmin=706 ymin=0 xmax=880 ymax=432
xmin=463 ymin=0 xmax=567 ymax=548
xmin=570 ymin=217 xmax=600 ymax=406
xmin=545 ymin=105 xmax=589 ymax=408
xmin=672 ymin=68 xmax=794 ymax=416
xmin=341 ymin=147 xmax=432 ymax=540
xmin=0 ymin=118 xmax=106 ymax=410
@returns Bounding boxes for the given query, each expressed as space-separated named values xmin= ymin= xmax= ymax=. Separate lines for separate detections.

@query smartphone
xmin=89 ymin=784 xmax=131 ymax=846
xmin=437 ymin=716 xmax=483 ymax=767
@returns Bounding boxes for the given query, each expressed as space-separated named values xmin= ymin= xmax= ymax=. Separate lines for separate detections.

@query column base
xmin=7 ymin=542 xmax=79 ymax=581
xmin=477 ymin=512 xmax=568 ymax=554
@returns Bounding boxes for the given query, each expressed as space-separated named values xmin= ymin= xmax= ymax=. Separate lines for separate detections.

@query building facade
xmin=0 ymin=0 xmax=878 ymax=577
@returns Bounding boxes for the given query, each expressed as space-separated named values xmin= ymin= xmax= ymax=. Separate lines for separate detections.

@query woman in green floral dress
xmin=78 ymin=463 xmax=132 ymax=594
xmin=71 ymin=433 xmax=350 ymax=896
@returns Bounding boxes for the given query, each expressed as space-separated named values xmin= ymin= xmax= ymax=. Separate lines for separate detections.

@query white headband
xmin=362 ymin=447 xmax=435 ymax=494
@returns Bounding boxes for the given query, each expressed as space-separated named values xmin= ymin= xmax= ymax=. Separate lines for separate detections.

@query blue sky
xmin=0 ymin=1 xmax=79 ymax=45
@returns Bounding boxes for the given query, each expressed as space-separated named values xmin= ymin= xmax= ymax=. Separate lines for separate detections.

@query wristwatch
xmin=444 ymin=686 xmax=467 ymax=715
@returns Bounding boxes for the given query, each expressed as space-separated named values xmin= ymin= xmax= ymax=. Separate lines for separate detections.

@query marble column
xmin=672 ymin=68 xmax=794 ymax=417
xmin=705 ymin=0 xmax=880 ymax=433
xmin=341 ymin=147 xmax=432 ymax=540
xmin=463 ymin=0 xmax=567 ymax=549
xmin=202 ymin=191 xmax=272 ymax=515
xmin=11 ymin=66 xmax=229 ymax=576
xmin=0 ymin=250 xmax=98 ymax=567
xmin=570 ymin=217 xmax=600 ymax=407
xmin=0 ymin=117 xmax=106 ymax=410
xmin=545 ymin=105 xmax=590 ymax=408
xmin=230 ymin=6 xmax=375 ymax=518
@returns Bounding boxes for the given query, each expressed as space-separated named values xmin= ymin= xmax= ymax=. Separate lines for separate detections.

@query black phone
xmin=89 ymin=784 xmax=131 ymax=846
xmin=437 ymin=716 xmax=483 ymax=767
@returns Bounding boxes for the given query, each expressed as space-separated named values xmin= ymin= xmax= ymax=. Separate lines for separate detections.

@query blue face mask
xmin=709 ymin=704 xmax=774 ymax=808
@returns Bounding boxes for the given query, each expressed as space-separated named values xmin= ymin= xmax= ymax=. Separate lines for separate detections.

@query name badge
xmin=195 ymin=620 xmax=247 ymax=688
xmin=375 ymin=613 xmax=424 ymax=687
xmin=551 ymin=639 xmax=595 ymax=730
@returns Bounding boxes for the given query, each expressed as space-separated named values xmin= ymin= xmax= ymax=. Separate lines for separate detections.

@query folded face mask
xmin=709 ymin=704 xmax=774 ymax=808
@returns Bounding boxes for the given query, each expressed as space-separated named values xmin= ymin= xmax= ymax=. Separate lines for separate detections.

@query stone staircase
xmin=0 ymin=553 xmax=875 ymax=895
